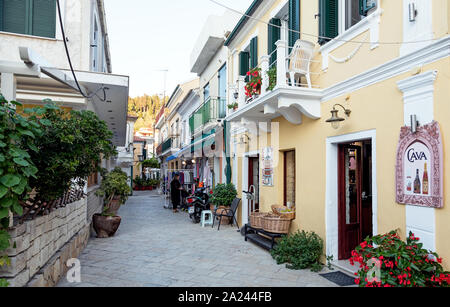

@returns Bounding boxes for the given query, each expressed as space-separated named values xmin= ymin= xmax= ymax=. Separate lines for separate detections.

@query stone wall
xmin=0 ymin=198 xmax=88 ymax=287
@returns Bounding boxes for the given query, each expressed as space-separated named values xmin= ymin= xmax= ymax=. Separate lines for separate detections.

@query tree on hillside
xmin=128 ymin=94 xmax=167 ymax=133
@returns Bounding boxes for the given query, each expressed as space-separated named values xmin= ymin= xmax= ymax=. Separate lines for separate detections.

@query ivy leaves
xmin=0 ymin=97 xmax=43 ymax=225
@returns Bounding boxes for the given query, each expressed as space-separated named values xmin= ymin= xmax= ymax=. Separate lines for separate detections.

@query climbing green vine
xmin=0 ymin=95 xmax=48 ymax=287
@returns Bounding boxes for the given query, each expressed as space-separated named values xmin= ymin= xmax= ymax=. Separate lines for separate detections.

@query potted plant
xmin=93 ymin=168 xmax=131 ymax=238
xmin=134 ymin=176 xmax=143 ymax=190
xmin=245 ymin=68 xmax=262 ymax=99
xmin=227 ymin=102 xmax=238 ymax=111
xmin=210 ymin=184 xmax=238 ymax=225
xmin=267 ymin=66 xmax=277 ymax=92
xmin=151 ymin=179 xmax=159 ymax=189
xmin=147 ymin=179 xmax=153 ymax=191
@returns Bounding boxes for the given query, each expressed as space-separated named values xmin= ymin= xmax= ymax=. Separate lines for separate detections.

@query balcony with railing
xmin=189 ymin=97 xmax=226 ymax=135
xmin=156 ymin=135 xmax=182 ymax=158
xmin=155 ymin=107 xmax=166 ymax=129
xmin=227 ymin=39 xmax=323 ymax=126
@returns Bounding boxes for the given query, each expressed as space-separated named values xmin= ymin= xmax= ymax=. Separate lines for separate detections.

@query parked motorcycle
xmin=186 ymin=187 xmax=210 ymax=224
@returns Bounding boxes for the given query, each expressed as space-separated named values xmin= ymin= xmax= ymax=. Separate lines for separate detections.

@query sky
xmin=104 ymin=0 xmax=253 ymax=98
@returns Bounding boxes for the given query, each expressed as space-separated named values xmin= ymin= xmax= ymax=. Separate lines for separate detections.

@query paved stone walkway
xmin=57 ymin=191 xmax=338 ymax=287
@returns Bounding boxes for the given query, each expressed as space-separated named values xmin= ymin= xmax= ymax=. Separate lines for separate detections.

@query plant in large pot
xmin=210 ymin=183 xmax=237 ymax=225
xmin=133 ymin=176 xmax=143 ymax=190
xmin=94 ymin=168 xmax=131 ymax=238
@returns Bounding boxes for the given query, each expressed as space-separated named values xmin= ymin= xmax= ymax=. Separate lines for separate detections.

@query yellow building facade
xmin=225 ymin=0 xmax=450 ymax=268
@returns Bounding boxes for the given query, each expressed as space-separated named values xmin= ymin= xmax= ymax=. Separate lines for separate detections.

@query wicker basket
xmin=249 ymin=212 xmax=266 ymax=229
xmin=271 ymin=204 xmax=295 ymax=220
xmin=262 ymin=214 xmax=291 ymax=234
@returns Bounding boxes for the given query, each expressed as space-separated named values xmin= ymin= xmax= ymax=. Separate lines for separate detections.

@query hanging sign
xmin=262 ymin=147 xmax=274 ymax=187
xmin=396 ymin=121 xmax=443 ymax=208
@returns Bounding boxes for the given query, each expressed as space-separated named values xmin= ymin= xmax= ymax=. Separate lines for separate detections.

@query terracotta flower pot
xmin=93 ymin=214 xmax=122 ymax=238
xmin=216 ymin=206 xmax=232 ymax=225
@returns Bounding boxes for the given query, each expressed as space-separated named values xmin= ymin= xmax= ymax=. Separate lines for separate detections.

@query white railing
xmin=234 ymin=39 xmax=318 ymax=110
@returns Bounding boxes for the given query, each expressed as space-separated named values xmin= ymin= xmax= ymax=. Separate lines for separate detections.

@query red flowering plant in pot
xmin=245 ymin=68 xmax=262 ymax=99
xmin=351 ymin=230 xmax=450 ymax=287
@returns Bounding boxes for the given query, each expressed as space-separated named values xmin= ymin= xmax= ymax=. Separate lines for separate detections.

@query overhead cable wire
xmin=56 ymin=0 xmax=107 ymax=101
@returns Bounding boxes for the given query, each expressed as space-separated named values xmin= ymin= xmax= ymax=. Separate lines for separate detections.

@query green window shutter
xmin=359 ymin=0 xmax=376 ymax=16
xmin=239 ymin=51 xmax=250 ymax=76
xmin=288 ymin=0 xmax=300 ymax=48
xmin=250 ymin=36 xmax=258 ymax=69
xmin=0 ymin=0 xmax=3 ymax=31
xmin=32 ymin=0 xmax=56 ymax=38
xmin=2 ymin=0 xmax=29 ymax=35
xmin=268 ymin=18 xmax=281 ymax=66
xmin=318 ymin=0 xmax=339 ymax=45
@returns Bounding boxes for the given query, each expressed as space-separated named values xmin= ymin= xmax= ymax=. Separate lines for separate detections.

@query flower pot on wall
xmin=93 ymin=214 xmax=122 ymax=238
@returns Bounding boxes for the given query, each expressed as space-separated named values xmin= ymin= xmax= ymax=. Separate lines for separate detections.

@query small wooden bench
xmin=244 ymin=224 xmax=284 ymax=251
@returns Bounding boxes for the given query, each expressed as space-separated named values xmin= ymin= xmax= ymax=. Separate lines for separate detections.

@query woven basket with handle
xmin=263 ymin=213 xmax=291 ymax=234
xmin=271 ymin=204 xmax=295 ymax=220
xmin=249 ymin=212 xmax=266 ymax=229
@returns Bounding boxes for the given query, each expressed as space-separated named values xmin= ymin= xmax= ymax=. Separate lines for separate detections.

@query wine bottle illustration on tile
xmin=414 ymin=169 xmax=421 ymax=194
xmin=423 ymin=163 xmax=429 ymax=195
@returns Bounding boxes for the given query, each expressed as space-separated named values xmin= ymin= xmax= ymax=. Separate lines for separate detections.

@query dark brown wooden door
xmin=248 ymin=157 xmax=259 ymax=212
xmin=338 ymin=145 xmax=363 ymax=260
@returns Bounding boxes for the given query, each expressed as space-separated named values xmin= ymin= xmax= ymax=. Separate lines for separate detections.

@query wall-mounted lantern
xmin=236 ymin=134 xmax=250 ymax=145
xmin=410 ymin=114 xmax=419 ymax=133
xmin=326 ymin=104 xmax=352 ymax=130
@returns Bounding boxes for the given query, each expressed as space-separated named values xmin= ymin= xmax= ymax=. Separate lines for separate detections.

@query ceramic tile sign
xmin=262 ymin=147 xmax=274 ymax=187
xmin=396 ymin=121 xmax=444 ymax=208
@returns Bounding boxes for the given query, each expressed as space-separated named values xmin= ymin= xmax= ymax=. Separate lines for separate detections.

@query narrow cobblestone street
xmin=57 ymin=191 xmax=337 ymax=287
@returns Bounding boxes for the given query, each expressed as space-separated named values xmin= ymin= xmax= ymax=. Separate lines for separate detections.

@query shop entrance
xmin=338 ymin=140 xmax=373 ymax=260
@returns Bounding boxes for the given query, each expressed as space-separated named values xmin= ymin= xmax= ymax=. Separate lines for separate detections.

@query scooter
xmin=186 ymin=187 xmax=210 ymax=224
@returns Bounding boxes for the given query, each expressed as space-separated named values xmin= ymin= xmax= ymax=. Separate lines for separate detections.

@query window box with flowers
xmin=245 ymin=68 xmax=262 ymax=100
xmin=350 ymin=230 xmax=450 ymax=287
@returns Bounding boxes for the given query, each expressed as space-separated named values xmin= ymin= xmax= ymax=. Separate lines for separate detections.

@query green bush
xmin=351 ymin=230 xmax=450 ymax=287
xmin=96 ymin=168 xmax=131 ymax=207
xmin=210 ymin=183 xmax=237 ymax=207
xmin=271 ymin=230 xmax=324 ymax=272
xmin=0 ymin=96 xmax=47 ymax=287
xmin=141 ymin=158 xmax=160 ymax=169
xmin=134 ymin=176 xmax=144 ymax=187
xmin=28 ymin=100 xmax=116 ymax=201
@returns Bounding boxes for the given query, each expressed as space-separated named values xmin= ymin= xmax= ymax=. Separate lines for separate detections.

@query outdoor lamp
xmin=138 ymin=155 xmax=144 ymax=162
xmin=233 ymin=90 xmax=239 ymax=100
xmin=192 ymin=159 xmax=196 ymax=164
xmin=326 ymin=104 xmax=352 ymax=130
xmin=411 ymin=114 xmax=419 ymax=133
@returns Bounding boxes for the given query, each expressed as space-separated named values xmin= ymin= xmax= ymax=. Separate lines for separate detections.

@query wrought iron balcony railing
xmin=189 ymin=97 xmax=226 ymax=135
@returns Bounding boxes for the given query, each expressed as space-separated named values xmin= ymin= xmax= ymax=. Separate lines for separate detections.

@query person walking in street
xmin=170 ymin=173 xmax=182 ymax=213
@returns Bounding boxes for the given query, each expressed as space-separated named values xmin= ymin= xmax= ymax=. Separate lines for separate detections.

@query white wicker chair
xmin=287 ymin=40 xmax=315 ymax=88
